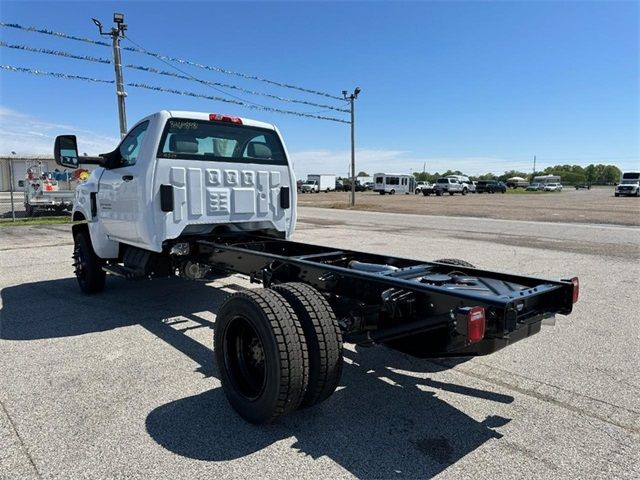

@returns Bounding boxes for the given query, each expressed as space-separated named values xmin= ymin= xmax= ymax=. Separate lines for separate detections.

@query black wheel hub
xmin=223 ymin=316 xmax=266 ymax=400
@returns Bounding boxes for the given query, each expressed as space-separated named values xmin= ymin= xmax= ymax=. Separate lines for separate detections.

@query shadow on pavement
xmin=1 ymin=276 xmax=513 ymax=478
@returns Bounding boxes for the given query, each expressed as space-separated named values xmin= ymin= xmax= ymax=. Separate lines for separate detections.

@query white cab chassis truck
xmin=55 ymin=110 xmax=579 ymax=424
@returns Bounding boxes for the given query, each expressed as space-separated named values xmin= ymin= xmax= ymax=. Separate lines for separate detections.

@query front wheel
xmin=73 ymin=230 xmax=106 ymax=294
xmin=215 ymin=289 xmax=309 ymax=424
xmin=462 ymin=188 xmax=468 ymax=196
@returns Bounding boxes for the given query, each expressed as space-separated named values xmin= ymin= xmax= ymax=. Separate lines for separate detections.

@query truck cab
xmin=615 ymin=172 xmax=640 ymax=197
xmin=56 ymin=111 xmax=296 ymax=259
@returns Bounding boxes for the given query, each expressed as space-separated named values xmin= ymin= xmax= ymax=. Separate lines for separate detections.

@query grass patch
xmin=0 ymin=216 xmax=73 ymax=226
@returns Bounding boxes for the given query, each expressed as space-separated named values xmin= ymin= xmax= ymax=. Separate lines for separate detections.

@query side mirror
xmin=54 ymin=135 xmax=79 ymax=169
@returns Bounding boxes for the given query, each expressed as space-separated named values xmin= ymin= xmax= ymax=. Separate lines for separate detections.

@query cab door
xmin=97 ymin=121 xmax=150 ymax=243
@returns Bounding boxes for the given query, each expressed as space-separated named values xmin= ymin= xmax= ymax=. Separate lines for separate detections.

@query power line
xmin=0 ymin=64 xmax=350 ymax=124
xmin=0 ymin=21 xmax=344 ymax=101
xmin=0 ymin=64 xmax=113 ymax=84
xmin=0 ymin=22 xmax=111 ymax=46
xmin=0 ymin=39 xmax=349 ymax=113
xmin=0 ymin=41 xmax=111 ymax=63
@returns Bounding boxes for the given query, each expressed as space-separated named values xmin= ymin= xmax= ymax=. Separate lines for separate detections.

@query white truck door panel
xmin=97 ymin=168 xmax=140 ymax=242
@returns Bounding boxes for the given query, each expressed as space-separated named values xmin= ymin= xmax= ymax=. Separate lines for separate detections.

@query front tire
xmin=215 ymin=289 xmax=309 ymax=424
xmin=462 ymin=188 xmax=468 ymax=196
xmin=271 ymin=283 xmax=343 ymax=408
xmin=73 ymin=230 xmax=106 ymax=294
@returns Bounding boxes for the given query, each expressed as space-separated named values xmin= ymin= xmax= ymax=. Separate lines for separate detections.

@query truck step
xmin=102 ymin=264 xmax=146 ymax=279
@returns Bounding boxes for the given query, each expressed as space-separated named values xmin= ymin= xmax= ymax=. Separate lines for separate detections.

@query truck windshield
xmin=157 ymin=119 xmax=287 ymax=165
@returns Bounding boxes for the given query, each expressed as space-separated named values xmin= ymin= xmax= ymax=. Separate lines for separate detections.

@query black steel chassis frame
xmin=195 ymin=235 xmax=575 ymax=357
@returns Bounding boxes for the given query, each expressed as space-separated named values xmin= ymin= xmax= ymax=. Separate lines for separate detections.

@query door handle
xmin=122 ymin=175 xmax=133 ymax=182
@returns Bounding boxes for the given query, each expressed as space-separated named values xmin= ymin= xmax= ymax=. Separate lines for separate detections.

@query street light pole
xmin=93 ymin=13 xmax=128 ymax=138
xmin=343 ymin=87 xmax=361 ymax=207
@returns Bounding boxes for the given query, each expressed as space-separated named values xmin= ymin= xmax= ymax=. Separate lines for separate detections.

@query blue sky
xmin=1 ymin=0 xmax=638 ymax=176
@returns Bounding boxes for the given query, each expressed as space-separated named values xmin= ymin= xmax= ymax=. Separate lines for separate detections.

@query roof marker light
xmin=209 ymin=113 xmax=242 ymax=124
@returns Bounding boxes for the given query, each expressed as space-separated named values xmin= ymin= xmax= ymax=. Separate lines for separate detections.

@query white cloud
xmin=0 ymin=106 xmax=119 ymax=156
xmin=289 ymin=148 xmax=534 ymax=178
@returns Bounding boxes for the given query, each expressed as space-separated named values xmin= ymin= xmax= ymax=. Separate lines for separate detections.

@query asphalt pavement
xmin=1 ymin=208 xmax=639 ymax=479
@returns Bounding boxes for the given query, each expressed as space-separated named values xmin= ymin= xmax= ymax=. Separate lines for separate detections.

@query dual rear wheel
xmin=215 ymin=283 xmax=343 ymax=424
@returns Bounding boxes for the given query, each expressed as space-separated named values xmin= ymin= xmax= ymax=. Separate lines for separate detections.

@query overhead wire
xmin=0 ymin=21 xmax=345 ymax=101
xmin=0 ymin=40 xmax=349 ymax=113
xmin=0 ymin=64 xmax=350 ymax=123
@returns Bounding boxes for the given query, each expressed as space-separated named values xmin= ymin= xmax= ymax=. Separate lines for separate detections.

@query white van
xmin=373 ymin=173 xmax=416 ymax=195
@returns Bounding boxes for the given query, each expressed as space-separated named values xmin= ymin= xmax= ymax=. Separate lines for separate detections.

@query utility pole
xmin=532 ymin=155 xmax=537 ymax=179
xmin=93 ymin=13 xmax=128 ymax=138
xmin=343 ymin=87 xmax=361 ymax=206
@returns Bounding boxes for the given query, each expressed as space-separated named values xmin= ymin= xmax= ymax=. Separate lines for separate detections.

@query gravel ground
xmin=1 ymin=210 xmax=639 ymax=479
xmin=297 ymin=187 xmax=640 ymax=226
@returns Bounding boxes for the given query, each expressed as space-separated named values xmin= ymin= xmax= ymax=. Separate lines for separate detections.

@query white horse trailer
xmin=373 ymin=173 xmax=416 ymax=195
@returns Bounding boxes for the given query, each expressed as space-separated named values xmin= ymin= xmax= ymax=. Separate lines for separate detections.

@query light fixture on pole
xmin=343 ymin=87 xmax=361 ymax=207
xmin=92 ymin=13 xmax=128 ymax=138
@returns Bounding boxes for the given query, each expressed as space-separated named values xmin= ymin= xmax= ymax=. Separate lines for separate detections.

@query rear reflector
xmin=467 ymin=306 xmax=486 ymax=343
xmin=570 ymin=277 xmax=579 ymax=304
xmin=209 ymin=113 xmax=242 ymax=124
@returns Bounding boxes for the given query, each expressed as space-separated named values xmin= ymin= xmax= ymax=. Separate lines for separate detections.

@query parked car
xmin=476 ymin=180 xmax=507 ymax=194
xmin=301 ymin=180 xmax=319 ymax=193
xmin=574 ymin=183 xmax=591 ymax=190
xmin=434 ymin=177 xmax=468 ymax=196
xmin=414 ymin=181 xmax=432 ymax=194
xmin=446 ymin=175 xmax=475 ymax=193
xmin=526 ymin=183 xmax=542 ymax=191
xmin=364 ymin=182 xmax=374 ymax=190
xmin=505 ymin=177 xmax=529 ymax=189
xmin=420 ymin=183 xmax=436 ymax=196
xmin=335 ymin=180 xmax=344 ymax=191
xmin=342 ymin=180 xmax=366 ymax=192
xmin=543 ymin=183 xmax=563 ymax=192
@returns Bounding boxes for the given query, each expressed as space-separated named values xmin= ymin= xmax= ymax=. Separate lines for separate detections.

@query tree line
xmin=410 ymin=164 xmax=622 ymax=185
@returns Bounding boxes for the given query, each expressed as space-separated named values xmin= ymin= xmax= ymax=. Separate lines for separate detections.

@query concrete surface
xmin=1 ymin=208 xmax=639 ymax=479
xmin=298 ymin=187 xmax=640 ymax=226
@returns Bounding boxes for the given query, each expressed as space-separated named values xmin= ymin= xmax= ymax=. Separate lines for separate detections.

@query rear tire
xmin=215 ymin=289 xmax=309 ymax=424
xmin=390 ymin=189 xmax=395 ymax=195
xmin=433 ymin=258 xmax=476 ymax=268
xmin=271 ymin=283 xmax=343 ymax=408
xmin=73 ymin=230 xmax=106 ymax=294
xmin=462 ymin=188 xmax=468 ymax=195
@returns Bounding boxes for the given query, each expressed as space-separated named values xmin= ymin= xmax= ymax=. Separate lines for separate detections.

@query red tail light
xmin=209 ymin=113 xmax=242 ymax=124
xmin=467 ymin=306 xmax=486 ymax=343
xmin=570 ymin=277 xmax=579 ymax=304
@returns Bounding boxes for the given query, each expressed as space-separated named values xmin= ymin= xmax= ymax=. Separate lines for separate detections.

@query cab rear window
xmin=157 ymin=118 xmax=287 ymax=165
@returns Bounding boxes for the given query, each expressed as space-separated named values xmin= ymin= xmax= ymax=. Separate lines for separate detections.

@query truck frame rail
xmin=194 ymin=235 xmax=576 ymax=357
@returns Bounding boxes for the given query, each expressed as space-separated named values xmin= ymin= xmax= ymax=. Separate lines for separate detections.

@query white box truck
xmin=301 ymin=174 xmax=336 ymax=193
